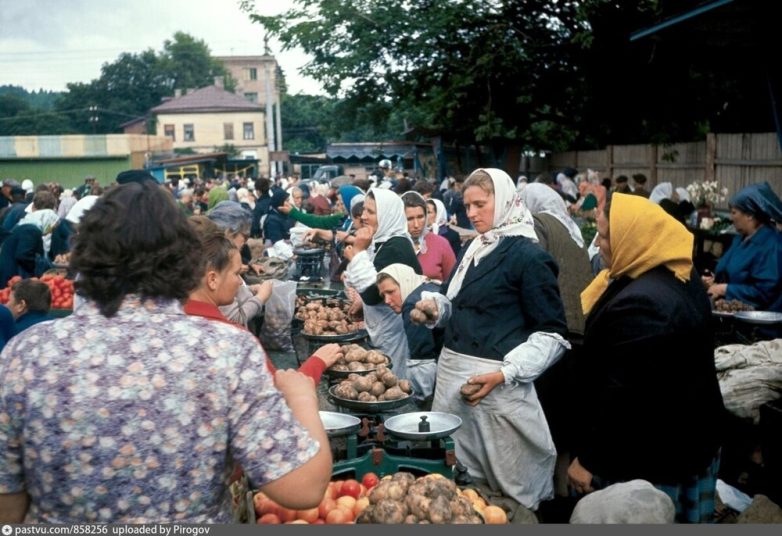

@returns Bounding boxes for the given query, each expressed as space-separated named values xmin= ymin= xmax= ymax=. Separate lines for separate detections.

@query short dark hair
xmin=615 ymin=175 xmax=629 ymax=184
xmin=12 ymin=279 xmax=51 ymax=313
xmin=401 ymin=191 xmax=427 ymax=214
xmin=32 ymin=190 xmax=56 ymax=210
xmin=632 ymin=173 xmax=648 ymax=185
xmin=351 ymin=201 xmax=364 ymax=219
xmin=413 ymin=180 xmax=434 ymax=196
xmin=535 ymin=173 xmax=554 ymax=185
xmin=70 ymin=181 xmax=204 ymax=317
xmin=254 ymin=177 xmax=271 ymax=195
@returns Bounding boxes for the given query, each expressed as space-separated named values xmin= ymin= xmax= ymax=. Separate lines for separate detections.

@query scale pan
xmin=319 ymin=411 xmax=361 ymax=437
xmin=383 ymin=412 xmax=462 ymax=441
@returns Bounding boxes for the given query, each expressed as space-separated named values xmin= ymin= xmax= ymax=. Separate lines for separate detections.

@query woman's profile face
xmin=729 ymin=207 xmax=757 ymax=237
xmin=426 ymin=202 xmax=437 ymax=227
xmin=464 ymin=185 xmax=494 ymax=234
xmin=405 ymin=206 xmax=427 ymax=239
xmin=377 ymin=277 xmax=403 ymax=313
xmin=214 ymin=250 xmax=243 ymax=306
xmin=361 ymin=196 xmax=379 ymax=233
xmin=596 ymin=210 xmax=612 ymax=269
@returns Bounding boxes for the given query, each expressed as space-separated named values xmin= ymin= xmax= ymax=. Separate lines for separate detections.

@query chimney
xmin=214 ymin=76 xmax=224 ymax=89
xmin=174 ymin=89 xmax=182 ymax=98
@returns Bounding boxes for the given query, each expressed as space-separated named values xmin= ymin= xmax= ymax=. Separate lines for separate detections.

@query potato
xmin=370 ymin=381 xmax=386 ymax=397
xmin=347 ymin=373 xmax=361 ymax=382
xmin=369 ymin=481 xmax=393 ymax=503
xmin=375 ymin=365 xmax=388 ymax=376
xmin=372 ymin=499 xmax=408 ymax=524
xmin=419 ymin=300 xmax=438 ymax=319
xmin=357 ymin=391 xmax=373 ymax=402
xmin=366 ymin=350 xmax=386 ymax=364
xmin=404 ymin=514 xmax=419 ymax=524
xmin=348 ymin=361 xmax=366 ymax=371
xmin=460 ymin=383 xmax=481 ymax=397
xmin=333 ymin=383 xmax=358 ymax=400
xmin=410 ymin=309 xmax=428 ymax=325
xmin=452 ymin=515 xmax=482 ymax=524
xmin=398 ymin=379 xmax=412 ymax=394
xmin=449 ymin=496 xmax=474 ymax=518
xmin=427 ymin=495 xmax=452 ymax=524
xmin=381 ymin=371 xmax=398 ymax=388
xmin=385 ymin=482 xmax=407 ymax=502
xmin=383 ymin=386 xmax=405 ymax=401
xmin=406 ymin=494 xmax=431 ymax=520
xmin=353 ymin=376 xmax=373 ymax=393
xmin=331 ymin=363 xmax=349 ymax=372
xmin=392 ymin=472 xmax=416 ymax=492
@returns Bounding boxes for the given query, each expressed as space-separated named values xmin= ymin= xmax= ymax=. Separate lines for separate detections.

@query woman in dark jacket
xmin=412 ymin=169 xmax=568 ymax=510
xmin=0 ymin=209 xmax=59 ymax=287
xmin=262 ymin=189 xmax=295 ymax=246
xmin=570 ymin=193 xmax=724 ymax=523
xmin=343 ymin=188 xmax=421 ymax=379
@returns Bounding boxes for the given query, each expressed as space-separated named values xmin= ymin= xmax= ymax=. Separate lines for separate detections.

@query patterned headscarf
xmin=446 ymin=168 xmax=537 ymax=299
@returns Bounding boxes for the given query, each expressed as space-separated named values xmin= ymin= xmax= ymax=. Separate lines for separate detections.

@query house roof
xmin=150 ymin=85 xmax=262 ymax=114
xmin=326 ymin=141 xmax=432 ymax=161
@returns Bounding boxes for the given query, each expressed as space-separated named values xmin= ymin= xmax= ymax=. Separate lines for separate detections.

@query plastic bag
xmin=259 ymin=280 xmax=296 ymax=351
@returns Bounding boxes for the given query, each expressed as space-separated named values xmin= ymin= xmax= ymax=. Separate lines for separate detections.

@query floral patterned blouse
xmin=0 ymin=296 xmax=319 ymax=523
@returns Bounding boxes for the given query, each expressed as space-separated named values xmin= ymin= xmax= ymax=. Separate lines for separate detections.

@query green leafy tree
xmin=159 ymin=32 xmax=236 ymax=93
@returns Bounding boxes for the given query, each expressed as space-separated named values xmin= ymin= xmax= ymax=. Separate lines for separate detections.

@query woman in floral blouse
xmin=0 ymin=180 xmax=331 ymax=523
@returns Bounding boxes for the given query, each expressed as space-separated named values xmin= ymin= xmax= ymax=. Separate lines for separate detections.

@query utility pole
xmin=88 ymin=105 xmax=99 ymax=134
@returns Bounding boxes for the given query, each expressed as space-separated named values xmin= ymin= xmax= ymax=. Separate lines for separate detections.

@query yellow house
xmin=150 ymin=84 xmax=267 ymax=165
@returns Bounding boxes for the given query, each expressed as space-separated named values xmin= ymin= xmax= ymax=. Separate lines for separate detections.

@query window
xmin=243 ymin=122 xmax=254 ymax=140
xmin=247 ymin=67 xmax=257 ymax=81
xmin=244 ymin=92 xmax=258 ymax=103
xmin=164 ymin=124 xmax=175 ymax=141
xmin=223 ymin=122 xmax=234 ymax=140
xmin=183 ymin=124 xmax=195 ymax=142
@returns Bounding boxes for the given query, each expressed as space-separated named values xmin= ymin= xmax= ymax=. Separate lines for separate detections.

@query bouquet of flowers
xmin=686 ymin=180 xmax=729 ymax=207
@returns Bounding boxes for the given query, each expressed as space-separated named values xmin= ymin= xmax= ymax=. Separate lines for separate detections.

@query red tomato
xmin=318 ymin=497 xmax=337 ymax=520
xmin=296 ymin=507 xmax=319 ymax=523
xmin=339 ymin=479 xmax=361 ymax=499
xmin=361 ymin=472 xmax=379 ymax=490
xmin=325 ymin=507 xmax=352 ymax=524
xmin=277 ymin=507 xmax=297 ymax=523
xmin=258 ymin=513 xmax=280 ymax=524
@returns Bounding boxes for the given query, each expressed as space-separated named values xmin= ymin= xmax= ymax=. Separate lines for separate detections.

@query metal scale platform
xmin=321 ymin=411 xmax=462 ymax=480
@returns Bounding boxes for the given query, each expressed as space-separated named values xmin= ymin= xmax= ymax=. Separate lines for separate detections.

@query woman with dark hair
xmin=401 ymin=191 xmax=456 ymax=281
xmin=0 ymin=208 xmax=59 ymax=287
xmin=412 ymin=168 xmax=568 ymax=511
xmin=702 ymin=182 xmax=782 ymax=312
xmin=570 ymin=193 xmax=724 ymax=523
xmin=0 ymin=181 xmax=331 ymax=523
xmin=263 ymin=189 xmax=296 ymax=246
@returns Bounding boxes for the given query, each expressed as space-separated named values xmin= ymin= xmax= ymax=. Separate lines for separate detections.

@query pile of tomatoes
xmin=0 ymin=274 xmax=74 ymax=310
xmin=253 ymin=472 xmax=380 ymax=524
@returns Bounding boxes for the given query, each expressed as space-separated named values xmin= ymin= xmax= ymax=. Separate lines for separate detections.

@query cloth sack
xmin=259 ymin=280 xmax=296 ymax=351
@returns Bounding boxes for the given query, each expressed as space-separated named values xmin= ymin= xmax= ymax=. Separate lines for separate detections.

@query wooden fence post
xmin=649 ymin=144 xmax=658 ymax=186
xmin=705 ymin=132 xmax=716 ymax=182
xmin=606 ymin=145 xmax=614 ymax=178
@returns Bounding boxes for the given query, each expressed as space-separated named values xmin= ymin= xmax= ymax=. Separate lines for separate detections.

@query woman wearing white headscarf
xmin=344 ymin=189 xmax=422 ymax=378
xmin=649 ymin=182 xmax=674 ymax=205
xmin=376 ymin=263 xmax=443 ymax=407
xmin=401 ymin=191 xmax=456 ymax=281
xmin=426 ymin=198 xmax=462 ymax=256
xmin=412 ymin=168 xmax=569 ymax=510
xmin=520 ymin=183 xmax=585 ymax=248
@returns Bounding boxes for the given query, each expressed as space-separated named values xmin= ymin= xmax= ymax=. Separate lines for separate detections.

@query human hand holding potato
xmin=274 ymin=369 xmax=317 ymax=405
xmin=410 ymin=299 xmax=439 ymax=325
xmin=313 ymin=343 xmax=343 ymax=368
xmin=461 ymin=371 xmax=505 ymax=406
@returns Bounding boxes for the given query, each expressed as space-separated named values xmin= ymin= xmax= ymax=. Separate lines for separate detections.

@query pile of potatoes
xmin=356 ymin=472 xmax=483 ymax=524
xmin=297 ymin=299 xmax=363 ymax=336
xmin=328 ymin=344 xmax=389 ymax=374
xmin=331 ymin=364 xmax=411 ymax=402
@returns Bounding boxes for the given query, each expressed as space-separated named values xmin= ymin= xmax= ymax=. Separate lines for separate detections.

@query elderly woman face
xmin=596 ymin=209 xmax=612 ymax=269
xmin=361 ymin=196 xmax=379 ymax=233
xmin=464 ymin=185 xmax=494 ymax=234
xmin=729 ymin=207 xmax=759 ymax=237
xmin=291 ymin=189 xmax=304 ymax=209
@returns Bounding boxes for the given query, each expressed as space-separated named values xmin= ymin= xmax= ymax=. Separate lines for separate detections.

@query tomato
xmin=325 ymin=507 xmax=353 ymax=524
xmin=277 ymin=507 xmax=298 ymax=523
xmin=339 ymin=479 xmax=361 ymax=499
xmin=318 ymin=497 xmax=336 ymax=519
xmin=296 ymin=507 xmax=319 ymax=523
xmin=361 ymin=472 xmax=379 ymax=490
xmin=258 ymin=513 xmax=280 ymax=524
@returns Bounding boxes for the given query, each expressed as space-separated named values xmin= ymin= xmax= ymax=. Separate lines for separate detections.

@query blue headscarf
xmin=338 ymin=185 xmax=364 ymax=231
xmin=730 ymin=182 xmax=782 ymax=224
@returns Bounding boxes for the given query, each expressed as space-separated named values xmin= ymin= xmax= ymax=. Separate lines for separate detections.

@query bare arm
xmin=259 ymin=370 xmax=332 ymax=508
xmin=0 ymin=491 xmax=29 ymax=523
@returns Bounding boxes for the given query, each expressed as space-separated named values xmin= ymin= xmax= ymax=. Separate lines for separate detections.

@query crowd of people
xmin=0 ymin=163 xmax=781 ymax=524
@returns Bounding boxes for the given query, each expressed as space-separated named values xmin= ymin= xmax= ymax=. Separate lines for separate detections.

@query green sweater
xmin=288 ymin=207 xmax=346 ymax=230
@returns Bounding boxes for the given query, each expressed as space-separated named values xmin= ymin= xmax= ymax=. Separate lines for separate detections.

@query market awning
xmin=326 ymin=142 xmax=421 ymax=161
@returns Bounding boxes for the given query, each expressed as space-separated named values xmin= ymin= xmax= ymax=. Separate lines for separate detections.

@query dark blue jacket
xmin=2 ymin=202 xmax=30 ymax=232
xmin=0 ymin=305 xmax=15 ymax=352
xmin=263 ymin=210 xmax=295 ymax=245
xmin=442 ymin=236 xmax=567 ymax=360
xmin=15 ymin=310 xmax=53 ymax=336
xmin=0 ymin=223 xmax=44 ymax=287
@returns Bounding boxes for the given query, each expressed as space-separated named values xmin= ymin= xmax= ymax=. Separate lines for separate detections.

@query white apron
xmin=432 ymin=346 xmax=556 ymax=510
xmin=363 ymin=302 xmax=409 ymax=380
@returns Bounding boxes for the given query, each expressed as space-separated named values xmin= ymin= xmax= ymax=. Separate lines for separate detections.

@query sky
xmin=0 ymin=0 xmax=324 ymax=95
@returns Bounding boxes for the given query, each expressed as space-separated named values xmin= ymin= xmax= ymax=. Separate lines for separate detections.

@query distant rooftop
xmin=150 ymin=85 xmax=262 ymax=114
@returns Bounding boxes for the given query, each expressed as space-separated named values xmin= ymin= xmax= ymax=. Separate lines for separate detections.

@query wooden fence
xmin=547 ymin=133 xmax=782 ymax=207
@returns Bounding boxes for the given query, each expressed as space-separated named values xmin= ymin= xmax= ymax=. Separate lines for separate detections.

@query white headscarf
xmin=556 ymin=173 xmax=579 ymax=200
xmin=19 ymin=208 xmax=59 ymax=256
xmin=675 ymin=187 xmax=690 ymax=203
xmin=378 ymin=263 xmax=428 ymax=303
xmin=430 ymin=198 xmax=448 ymax=235
xmin=650 ymin=182 xmax=673 ymax=205
xmin=367 ymin=188 xmax=413 ymax=256
xmin=65 ymin=195 xmax=98 ymax=225
xmin=400 ymin=191 xmax=430 ymax=255
xmin=446 ymin=168 xmax=537 ymax=299
xmin=520 ymin=183 xmax=585 ymax=248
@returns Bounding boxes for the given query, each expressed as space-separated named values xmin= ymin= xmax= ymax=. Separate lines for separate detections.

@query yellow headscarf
xmin=581 ymin=193 xmax=694 ymax=315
